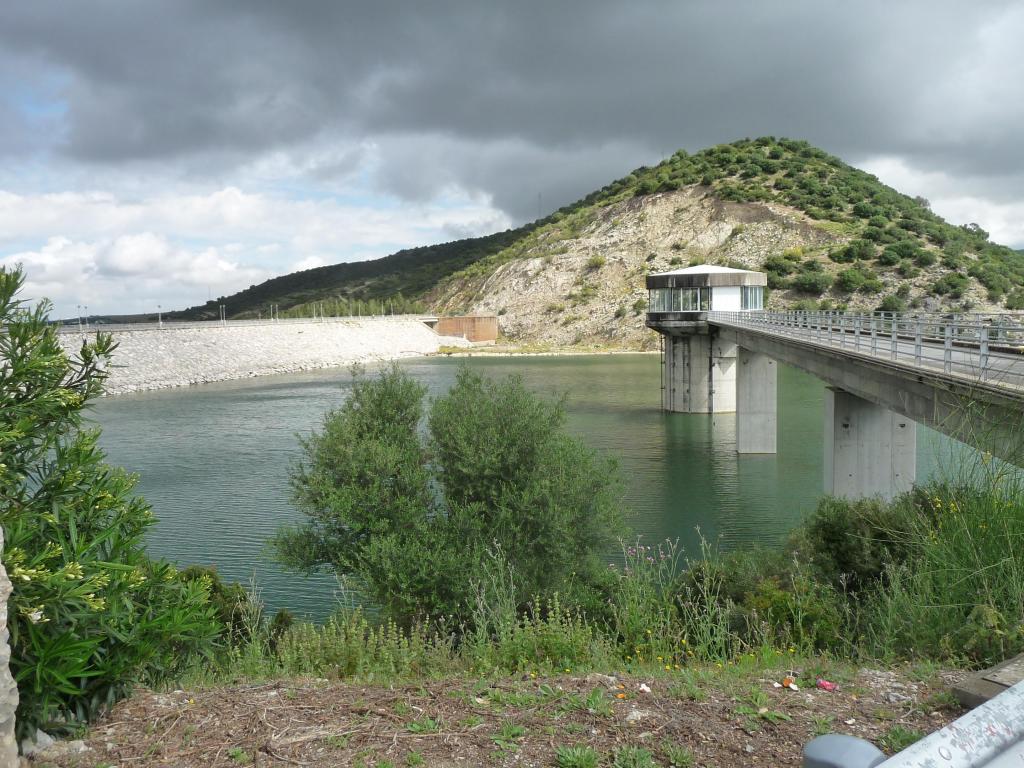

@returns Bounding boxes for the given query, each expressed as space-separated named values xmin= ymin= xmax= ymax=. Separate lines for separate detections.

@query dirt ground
xmin=36 ymin=665 xmax=963 ymax=767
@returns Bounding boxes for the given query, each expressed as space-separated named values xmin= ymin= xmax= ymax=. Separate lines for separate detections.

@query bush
xmin=585 ymin=255 xmax=606 ymax=270
xmin=795 ymin=497 xmax=913 ymax=596
xmin=931 ymin=273 xmax=970 ymax=297
xmin=274 ymin=365 xmax=626 ymax=627
xmin=877 ymin=295 xmax=907 ymax=313
xmin=835 ymin=268 xmax=867 ymax=292
xmin=791 ymin=271 xmax=832 ymax=294
xmin=0 ymin=266 xmax=220 ymax=738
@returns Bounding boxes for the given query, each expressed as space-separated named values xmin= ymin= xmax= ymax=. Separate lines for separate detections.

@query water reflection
xmin=90 ymin=354 xmax=950 ymax=621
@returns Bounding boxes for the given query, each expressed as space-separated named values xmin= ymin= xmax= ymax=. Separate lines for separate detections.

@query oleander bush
xmin=0 ymin=266 xmax=221 ymax=740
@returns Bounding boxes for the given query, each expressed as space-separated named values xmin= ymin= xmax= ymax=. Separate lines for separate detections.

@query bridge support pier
xmin=824 ymin=388 xmax=916 ymax=500
xmin=736 ymin=349 xmax=777 ymax=453
xmin=663 ymin=333 xmax=736 ymax=413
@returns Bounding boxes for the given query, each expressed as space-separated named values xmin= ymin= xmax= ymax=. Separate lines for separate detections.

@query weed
xmin=556 ymin=744 xmax=601 ymax=768
xmin=613 ymin=745 xmax=657 ymax=768
xmin=392 ymin=700 xmax=411 ymax=716
xmin=879 ymin=725 xmax=925 ymax=753
xmin=492 ymin=720 xmax=526 ymax=751
xmin=661 ymin=740 xmax=695 ymax=767
xmin=325 ymin=733 xmax=351 ymax=749
xmin=405 ymin=752 xmax=424 ymax=767
xmin=227 ymin=747 xmax=252 ymax=765
xmin=407 ymin=717 xmax=439 ymax=734
xmin=459 ymin=714 xmax=484 ymax=728
xmin=585 ymin=687 xmax=613 ymax=716
xmin=811 ymin=714 xmax=835 ymax=737
xmin=734 ymin=687 xmax=791 ymax=725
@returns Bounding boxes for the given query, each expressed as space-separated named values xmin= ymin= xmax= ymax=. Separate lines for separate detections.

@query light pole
xmin=84 ymin=306 xmax=88 ymax=330
xmin=77 ymin=304 xmax=82 ymax=332
xmin=157 ymin=304 xmax=162 ymax=329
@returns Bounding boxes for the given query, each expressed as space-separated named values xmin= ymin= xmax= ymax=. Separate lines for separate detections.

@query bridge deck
xmin=707 ymin=311 xmax=1024 ymax=396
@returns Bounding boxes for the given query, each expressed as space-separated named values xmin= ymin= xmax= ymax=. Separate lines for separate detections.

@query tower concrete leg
xmin=824 ymin=388 xmax=916 ymax=500
xmin=710 ymin=337 xmax=737 ymax=413
xmin=736 ymin=348 xmax=777 ymax=453
xmin=663 ymin=334 xmax=737 ymax=413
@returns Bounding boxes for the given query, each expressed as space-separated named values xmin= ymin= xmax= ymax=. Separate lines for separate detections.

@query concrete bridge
xmin=647 ymin=266 xmax=1024 ymax=499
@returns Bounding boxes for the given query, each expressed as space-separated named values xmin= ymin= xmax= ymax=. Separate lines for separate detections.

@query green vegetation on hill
xmin=171 ymin=224 xmax=538 ymax=320
xmin=439 ymin=137 xmax=1024 ymax=309
xmin=172 ymin=137 xmax=1024 ymax=320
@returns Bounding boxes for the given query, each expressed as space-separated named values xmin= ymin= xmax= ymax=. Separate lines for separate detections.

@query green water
xmin=90 ymin=355 xmax=945 ymax=620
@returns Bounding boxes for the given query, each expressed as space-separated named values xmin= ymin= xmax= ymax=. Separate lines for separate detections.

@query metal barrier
xmin=708 ymin=310 xmax=1024 ymax=390
xmin=804 ymin=679 xmax=1024 ymax=767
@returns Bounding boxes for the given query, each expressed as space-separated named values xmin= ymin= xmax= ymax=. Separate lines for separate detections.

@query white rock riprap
xmin=58 ymin=318 xmax=469 ymax=395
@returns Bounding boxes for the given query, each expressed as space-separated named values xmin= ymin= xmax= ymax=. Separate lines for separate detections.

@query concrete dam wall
xmin=57 ymin=318 xmax=467 ymax=395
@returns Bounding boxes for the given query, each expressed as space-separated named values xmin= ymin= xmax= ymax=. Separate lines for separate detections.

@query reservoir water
xmin=90 ymin=354 xmax=949 ymax=620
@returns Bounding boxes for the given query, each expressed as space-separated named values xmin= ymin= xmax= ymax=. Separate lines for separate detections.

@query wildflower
xmin=664 ymin=665 xmax=672 ymax=671
xmin=616 ymin=693 xmax=626 ymax=699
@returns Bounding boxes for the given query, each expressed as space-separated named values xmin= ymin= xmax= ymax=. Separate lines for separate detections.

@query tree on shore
xmin=0 ymin=266 xmax=220 ymax=739
xmin=274 ymin=364 xmax=626 ymax=625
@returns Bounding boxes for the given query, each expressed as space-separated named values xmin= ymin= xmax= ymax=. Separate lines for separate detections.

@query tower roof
xmin=646 ymin=264 xmax=766 ymax=289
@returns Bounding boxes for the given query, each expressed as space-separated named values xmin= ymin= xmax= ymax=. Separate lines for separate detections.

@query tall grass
xmin=191 ymin=466 xmax=1024 ymax=688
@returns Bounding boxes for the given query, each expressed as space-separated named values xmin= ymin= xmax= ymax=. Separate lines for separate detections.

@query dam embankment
xmin=57 ymin=317 xmax=468 ymax=395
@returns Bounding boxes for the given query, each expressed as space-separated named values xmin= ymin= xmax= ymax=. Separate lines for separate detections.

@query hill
xmin=169 ymin=223 xmax=539 ymax=320
xmin=179 ymin=138 xmax=1024 ymax=345
xmin=432 ymin=137 xmax=1024 ymax=347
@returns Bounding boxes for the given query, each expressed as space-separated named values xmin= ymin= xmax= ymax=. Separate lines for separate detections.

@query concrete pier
xmin=663 ymin=333 xmax=737 ymax=413
xmin=824 ymin=388 xmax=916 ymax=500
xmin=736 ymin=349 xmax=777 ymax=453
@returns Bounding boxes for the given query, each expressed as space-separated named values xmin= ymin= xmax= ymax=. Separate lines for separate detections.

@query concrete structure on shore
xmin=646 ymin=266 xmax=1024 ymax=500
xmin=57 ymin=317 xmax=470 ymax=395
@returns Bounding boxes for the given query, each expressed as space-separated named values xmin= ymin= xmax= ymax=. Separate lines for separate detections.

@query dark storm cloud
xmin=2 ymin=0 xmax=1022 ymax=220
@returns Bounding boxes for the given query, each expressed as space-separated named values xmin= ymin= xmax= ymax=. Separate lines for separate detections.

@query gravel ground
xmin=34 ymin=664 xmax=964 ymax=767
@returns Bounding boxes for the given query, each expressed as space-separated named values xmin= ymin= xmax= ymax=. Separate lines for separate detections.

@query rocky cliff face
xmin=434 ymin=185 xmax=996 ymax=349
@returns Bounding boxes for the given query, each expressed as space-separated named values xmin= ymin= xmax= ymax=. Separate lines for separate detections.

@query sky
xmin=2 ymin=1 xmax=1023 ymax=318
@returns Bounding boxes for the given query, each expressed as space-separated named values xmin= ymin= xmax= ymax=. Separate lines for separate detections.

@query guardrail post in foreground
xmin=914 ymin=320 xmax=923 ymax=366
xmin=0 ymin=529 xmax=19 ymax=767
xmin=870 ymin=315 xmax=877 ymax=355
xmin=890 ymin=316 xmax=898 ymax=361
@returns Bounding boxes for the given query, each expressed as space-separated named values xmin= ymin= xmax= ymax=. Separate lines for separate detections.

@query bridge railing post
xmin=980 ymin=324 xmax=990 ymax=380
xmin=855 ymin=316 xmax=862 ymax=351
xmin=870 ymin=315 xmax=878 ymax=356
xmin=944 ymin=323 xmax=953 ymax=374
xmin=890 ymin=315 xmax=898 ymax=361
xmin=914 ymin=319 xmax=923 ymax=366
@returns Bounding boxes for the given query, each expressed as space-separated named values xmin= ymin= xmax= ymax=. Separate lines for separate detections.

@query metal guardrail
xmin=707 ymin=310 xmax=1024 ymax=390
xmin=53 ymin=315 xmax=427 ymax=334
xmin=804 ymin=678 xmax=1024 ymax=767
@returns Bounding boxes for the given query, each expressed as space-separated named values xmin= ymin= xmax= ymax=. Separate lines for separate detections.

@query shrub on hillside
xmin=0 ymin=266 xmax=220 ymax=739
xmin=791 ymin=271 xmax=832 ymax=294
xmin=274 ymin=365 xmax=625 ymax=627
xmin=931 ymin=273 xmax=970 ymax=298
xmin=877 ymin=295 xmax=907 ymax=313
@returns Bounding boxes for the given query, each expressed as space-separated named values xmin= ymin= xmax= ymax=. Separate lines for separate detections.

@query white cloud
xmin=860 ymin=156 xmax=1024 ymax=249
xmin=2 ymin=234 xmax=271 ymax=317
xmin=0 ymin=185 xmax=511 ymax=317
